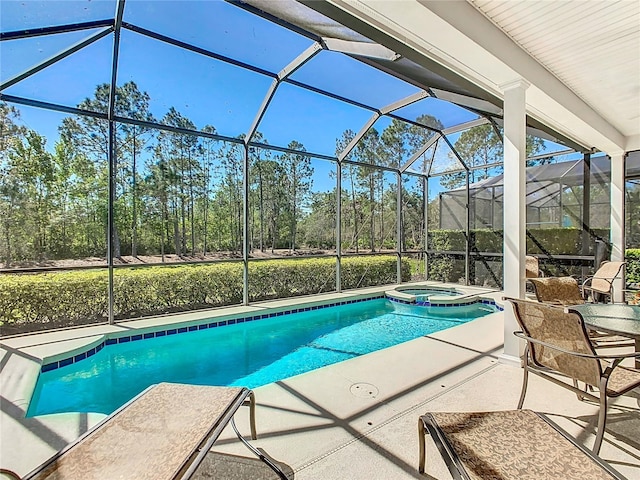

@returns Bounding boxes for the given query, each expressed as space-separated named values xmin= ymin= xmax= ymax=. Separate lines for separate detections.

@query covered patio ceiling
xmin=299 ymin=0 xmax=640 ymax=156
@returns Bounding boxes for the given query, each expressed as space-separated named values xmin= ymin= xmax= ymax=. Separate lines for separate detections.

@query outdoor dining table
xmin=567 ymin=303 xmax=640 ymax=367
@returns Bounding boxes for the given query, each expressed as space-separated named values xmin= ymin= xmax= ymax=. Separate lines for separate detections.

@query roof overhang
xmin=305 ymin=0 xmax=638 ymax=156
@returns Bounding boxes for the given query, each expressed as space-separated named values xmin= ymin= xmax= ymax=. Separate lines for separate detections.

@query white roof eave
xmin=327 ymin=0 xmax=631 ymax=155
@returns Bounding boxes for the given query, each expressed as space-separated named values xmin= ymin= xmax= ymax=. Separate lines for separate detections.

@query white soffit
xmin=470 ymin=0 xmax=640 ymax=146
xmin=326 ymin=0 xmax=640 ymax=154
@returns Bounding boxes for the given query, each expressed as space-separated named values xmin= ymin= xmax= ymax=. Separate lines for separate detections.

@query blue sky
xmin=1 ymin=0 xmax=568 ymax=198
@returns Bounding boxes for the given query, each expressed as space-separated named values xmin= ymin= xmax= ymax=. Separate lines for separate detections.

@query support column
xmin=243 ymin=144 xmax=250 ymax=306
xmin=610 ymin=151 xmax=625 ymax=302
xmin=336 ymin=164 xmax=342 ymax=292
xmin=397 ymin=172 xmax=403 ymax=283
xmin=500 ymin=78 xmax=529 ymax=366
xmin=424 ymin=177 xmax=429 ymax=280
xmin=465 ymin=169 xmax=470 ymax=285
xmin=581 ymin=153 xmax=591 ymax=281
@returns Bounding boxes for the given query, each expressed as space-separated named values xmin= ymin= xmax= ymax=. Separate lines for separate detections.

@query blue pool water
xmin=27 ymin=298 xmax=497 ymax=417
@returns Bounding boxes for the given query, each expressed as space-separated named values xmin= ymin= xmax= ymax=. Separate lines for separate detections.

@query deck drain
xmin=350 ymin=382 xmax=379 ymax=398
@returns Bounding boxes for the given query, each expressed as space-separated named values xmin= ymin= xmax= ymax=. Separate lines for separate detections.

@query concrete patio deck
xmin=1 ymin=284 xmax=639 ymax=479
xmin=212 ymin=310 xmax=640 ymax=479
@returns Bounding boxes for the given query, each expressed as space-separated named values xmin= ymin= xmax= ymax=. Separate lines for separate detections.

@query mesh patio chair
xmin=582 ymin=261 xmax=625 ymax=303
xmin=528 ymin=277 xmax=633 ymax=348
xmin=529 ymin=276 xmax=584 ymax=306
xmin=505 ymin=297 xmax=640 ymax=454
xmin=418 ymin=410 xmax=625 ymax=479
xmin=526 ymin=255 xmax=543 ymax=279
xmin=21 ymin=383 xmax=287 ymax=480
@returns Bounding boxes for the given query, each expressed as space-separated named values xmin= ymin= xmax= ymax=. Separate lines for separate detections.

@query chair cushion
xmin=26 ymin=383 xmax=248 ymax=480
xmin=426 ymin=410 xmax=618 ymax=480
xmin=606 ymin=365 xmax=640 ymax=396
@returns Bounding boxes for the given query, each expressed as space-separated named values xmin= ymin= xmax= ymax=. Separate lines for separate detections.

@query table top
xmin=24 ymin=383 xmax=249 ymax=480
xmin=567 ymin=303 xmax=640 ymax=339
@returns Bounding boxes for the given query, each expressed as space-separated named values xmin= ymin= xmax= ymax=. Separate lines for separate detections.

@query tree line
xmin=0 ymin=82 xmax=524 ymax=267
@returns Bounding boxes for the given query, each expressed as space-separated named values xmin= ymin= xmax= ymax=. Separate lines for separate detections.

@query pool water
xmin=27 ymin=299 xmax=496 ymax=417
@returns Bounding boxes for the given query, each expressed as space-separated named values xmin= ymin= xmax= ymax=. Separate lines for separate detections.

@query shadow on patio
xmin=212 ymin=313 xmax=640 ymax=479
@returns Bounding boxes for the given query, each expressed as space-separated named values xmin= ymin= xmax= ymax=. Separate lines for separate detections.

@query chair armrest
xmin=0 ymin=469 xmax=21 ymax=480
xmin=581 ymin=276 xmax=593 ymax=288
xmin=513 ymin=331 xmax=640 ymax=361
xmin=582 ymin=276 xmax=616 ymax=290
xmin=582 ymin=277 xmax=617 ymax=302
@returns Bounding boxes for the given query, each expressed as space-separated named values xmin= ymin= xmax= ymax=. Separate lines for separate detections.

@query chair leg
xmin=517 ymin=360 xmax=530 ymax=409
xmin=573 ymin=379 xmax=586 ymax=401
xmin=248 ymin=391 xmax=257 ymax=440
xmin=593 ymin=391 xmax=608 ymax=455
xmin=418 ymin=417 xmax=427 ymax=474
xmin=230 ymin=418 xmax=288 ymax=480
xmin=242 ymin=393 xmax=258 ymax=440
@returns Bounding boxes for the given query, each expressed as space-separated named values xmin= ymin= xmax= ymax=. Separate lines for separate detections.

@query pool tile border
xmin=39 ymin=295 xmax=389 ymax=373
xmin=387 ymin=296 xmax=503 ymax=310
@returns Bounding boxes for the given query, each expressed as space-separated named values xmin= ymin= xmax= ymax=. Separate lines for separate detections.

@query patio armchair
xmin=528 ymin=276 xmax=584 ymax=306
xmin=528 ymin=276 xmax=633 ymax=348
xmin=582 ymin=261 xmax=625 ymax=303
xmin=505 ymin=297 xmax=640 ymax=454
xmin=526 ymin=255 xmax=544 ymax=279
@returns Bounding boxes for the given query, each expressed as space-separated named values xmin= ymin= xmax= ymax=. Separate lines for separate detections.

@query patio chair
xmin=505 ymin=297 xmax=640 ymax=454
xmin=418 ymin=409 xmax=625 ymax=479
xmin=525 ymin=255 xmax=543 ymax=279
xmin=528 ymin=276 xmax=584 ymax=306
xmin=582 ymin=261 xmax=625 ymax=303
xmin=22 ymin=383 xmax=287 ymax=480
xmin=528 ymin=277 xmax=633 ymax=348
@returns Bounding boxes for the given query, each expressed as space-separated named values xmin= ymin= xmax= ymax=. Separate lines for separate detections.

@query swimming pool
xmin=27 ymin=297 xmax=498 ymax=417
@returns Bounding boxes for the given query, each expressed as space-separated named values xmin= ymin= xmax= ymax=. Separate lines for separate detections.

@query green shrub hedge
xmin=430 ymin=228 xmax=610 ymax=255
xmin=0 ymin=256 xmax=409 ymax=335
xmin=427 ymin=228 xmax=640 ymax=287
xmin=625 ymin=249 xmax=640 ymax=284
